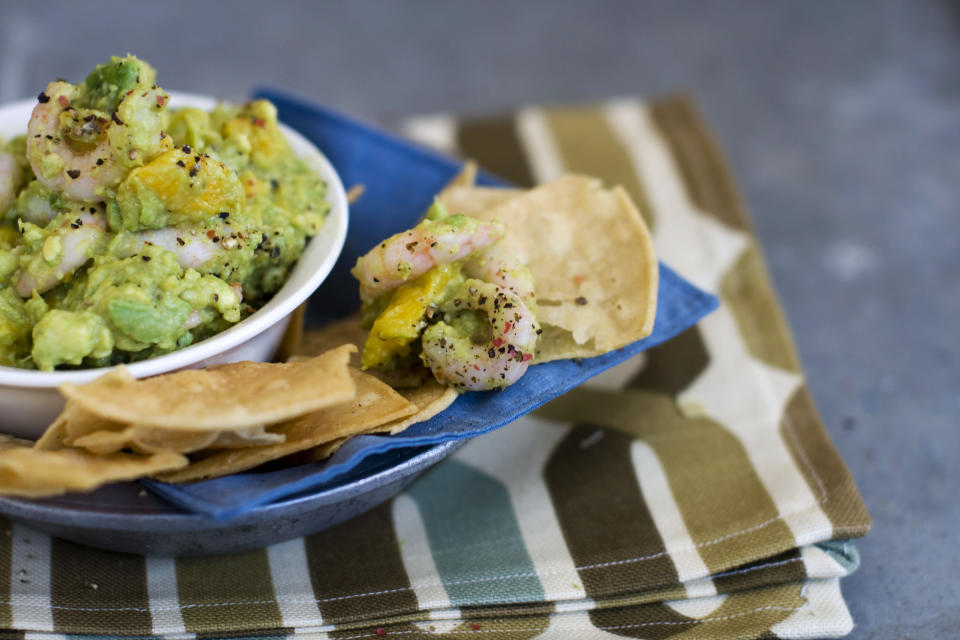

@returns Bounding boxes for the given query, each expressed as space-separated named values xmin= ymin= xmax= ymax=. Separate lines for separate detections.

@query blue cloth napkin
xmin=143 ymin=91 xmax=718 ymax=519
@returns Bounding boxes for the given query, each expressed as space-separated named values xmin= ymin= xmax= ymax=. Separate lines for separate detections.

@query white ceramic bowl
xmin=0 ymin=92 xmax=348 ymax=438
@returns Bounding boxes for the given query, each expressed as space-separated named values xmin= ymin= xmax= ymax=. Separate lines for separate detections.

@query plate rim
xmin=0 ymin=440 xmax=462 ymax=531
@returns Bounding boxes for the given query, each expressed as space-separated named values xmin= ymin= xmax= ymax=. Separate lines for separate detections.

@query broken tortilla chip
xmin=58 ymin=345 xmax=357 ymax=430
xmin=0 ymin=439 xmax=187 ymax=497
xmin=69 ymin=424 xmax=284 ymax=456
xmin=440 ymin=176 xmax=658 ymax=361
xmin=33 ymin=401 xmax=122 ymax=451
xmin=71 ymin=426 xmax=219 ymax=455
xmin=311 ymin=437 xmax=348 ymax=461
xmin=155 ymin=369 xmax=417 ymax=483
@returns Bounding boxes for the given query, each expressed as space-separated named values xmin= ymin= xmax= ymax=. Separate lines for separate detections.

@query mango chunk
xmin=362 ymin=263 xmax=462 ymax=369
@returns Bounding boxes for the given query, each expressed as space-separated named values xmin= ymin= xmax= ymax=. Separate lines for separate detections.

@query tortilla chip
xmin=58 ymin=345 xmax=357 ymax=430
xmin=70 ymin=425 xmax=219 ymax=455
xmin=32 ymin=414 xmax=68 ymax=450
xmin=0 ymin=439 xmax=187 ymax=497
xmin=155 ymin=369 xmax=416 ymax=483
xmin=69 ymin=423 xmax=285 ymax=455
xmin=32 ymin=401 xmax=119 ymax=451
xmin=0 ymin=434 xmax=37 ymax=450
xmin=441 ymin=176 xmax=658 ymax=361
xmin=346 ymin=183 xmax=366 ymax=204
xmin=440 ymin=161 xmax=478 ymax=195
xmin=312 ymin=437 xmax=348 ymax=461
xmin=210 ymin=426 xmax=285 ymax=448
xmin=379 ymin=380 xmax=459 ymax=435
xmin=438 ymin=185 xmax=519 ymax=216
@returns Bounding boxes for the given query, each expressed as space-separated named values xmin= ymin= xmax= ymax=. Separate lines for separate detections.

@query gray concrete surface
xmin=0 ymin=1 xmax=957 ymax=637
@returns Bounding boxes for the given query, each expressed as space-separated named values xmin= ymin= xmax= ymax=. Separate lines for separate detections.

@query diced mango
xmin=362 ymin=263 xmax=462 ymax=370
xmin=222 ymin=101 xmax=288 ymax=170
xmin=115 ymin=148 xmax=244 ymax=230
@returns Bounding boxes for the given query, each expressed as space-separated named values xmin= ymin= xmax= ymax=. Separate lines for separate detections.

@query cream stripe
xmin=267 ymin=537 xmax=324 ymax=627
xmin=515 ymin=107 xmax=565 ymax=182
xmin=555 ymin=597 xmax=596 ymax=613
xmin=392 ymin=494 xmax=453 ymax=611
xmin=415 ymin=619 xmax=461 ymax=633
xmin=603 ymin=100 xmax=747 ymax=291
xmin=539 ymin=611 xmax=640 ymax=639
xmin=630 ymin=440 xmax=714 ymax=589
xmin=453 ymin=415 xmax=579 ymax=601
xmin=801 ymin=545 xmax=846 ymax=578
xmin=146 ymin=555 xmax=187 ymax=636
xmin=401 ymin=115 xmax=459 ymax=155
xmin=9 ymin=525 xmax=53 ymax=632
xmin=667 ymin=593 xmax=728 ymax=619
xmin=770 ymin=579 xmax=854 ymax=637
xmin=681 ymin=309 xmax=834 ymax=545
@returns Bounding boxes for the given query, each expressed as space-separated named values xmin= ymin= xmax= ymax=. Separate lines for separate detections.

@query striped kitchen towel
xmin=0 ymin=95 xmax=870 ymax=639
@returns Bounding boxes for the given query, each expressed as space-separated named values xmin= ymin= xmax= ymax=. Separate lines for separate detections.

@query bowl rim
xmin=0 ymin=91 xmax=349 ymax=387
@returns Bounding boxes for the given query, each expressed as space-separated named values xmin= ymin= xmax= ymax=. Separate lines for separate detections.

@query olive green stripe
xmin=332 ymin=615 xmax=551 ymax=640
xmin=456 ymin=116 xmax=536 ymax=187
xmin=305 ymin=502 xmax=419 ymax=626
xmin=649 ymin=95 xmax=749 ymax=231
xmin=538 ymin=388 xmax=798 ymax=574
xmin=544 ymin=425 xmax=680 ymax=597
xmin=48 ymin=537 xmax=151 ymax=635
xmin=782 ymin=386 xmax=872 ymax=535
xmin=630 ymin=326 xmax=710 ymax=395
xmin=667 ymin=582 xmax=804 ymax=640
xmin=720 ymin=243 xmax=802 ymax=372
xmin=631 ymin=400 xmax=797 ymax=573
xmin=543 ymin=107 xmax=655 ymax=228
xmin=176 ymin=548 xmax=283 ymax=633
xmin=591 ymin=602 xmax=695 ymax=639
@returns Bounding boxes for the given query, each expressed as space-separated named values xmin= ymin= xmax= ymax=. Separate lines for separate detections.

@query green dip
xmin=0 ymin=55 xmax=329 ymax=370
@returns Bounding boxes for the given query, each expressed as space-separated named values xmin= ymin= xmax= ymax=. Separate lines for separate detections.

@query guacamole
xmin=0 ymin=55 xmax=329 ymax=370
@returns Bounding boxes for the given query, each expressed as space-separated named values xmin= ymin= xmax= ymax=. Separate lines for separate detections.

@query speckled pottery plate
xmin=0 ymin=442 xmax=461 ymax=556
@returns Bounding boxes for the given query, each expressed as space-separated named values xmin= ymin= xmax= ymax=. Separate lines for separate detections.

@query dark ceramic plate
xmin=0 ymin=442 xmax=461 ymax=556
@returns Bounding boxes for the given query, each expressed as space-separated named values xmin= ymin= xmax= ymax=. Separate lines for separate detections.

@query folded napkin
xmin=145 ymin=90 xmax=715 ymax=519
xmin=0 ymin=95 xmax=870 ymax=640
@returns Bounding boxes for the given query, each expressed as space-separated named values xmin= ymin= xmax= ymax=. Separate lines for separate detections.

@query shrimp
xmin=464 ymin=241 xmax=537 ymax=312
xmin=421 ymin=279 xmax=541 ymax=391
xmin=26 ymin=79 xmax=165 ymax=203
xmin=351 ymin=214 xmax=505 ymax=303
xmin=0 ymin=152 xmax=21 ymax=215
xmin=15 ymin=210 xmax=107 ymax=297
xmin=130 ymin=228 xmax=223 ymax=270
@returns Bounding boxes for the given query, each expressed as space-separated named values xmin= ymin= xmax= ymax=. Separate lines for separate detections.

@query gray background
xmin=1 ymin=1 xmax=957 ymax=637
